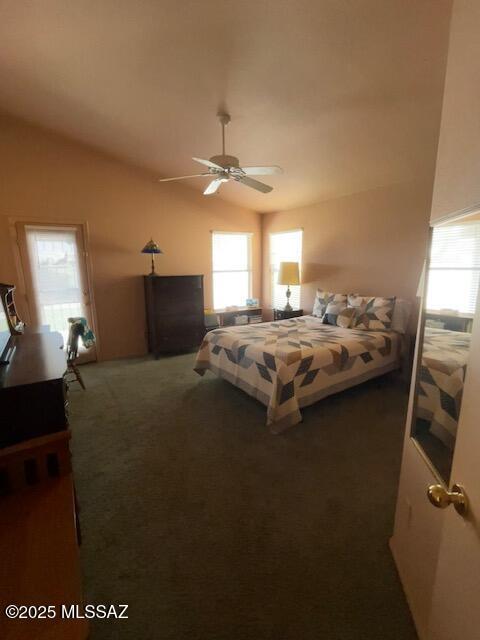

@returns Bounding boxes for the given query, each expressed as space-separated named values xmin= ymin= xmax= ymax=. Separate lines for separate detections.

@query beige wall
xmin=431 ymin=0 xmax=480 ymax=221
xmin=0 ymin=113 xmax=261 ymax=360
xmin=262 ymin=181 xmax=433 ymax=326
xmin=0 ymin=106 xmax=442 ymax=360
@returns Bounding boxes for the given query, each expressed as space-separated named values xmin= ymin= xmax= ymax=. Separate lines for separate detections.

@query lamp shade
xmin=141 ymin=239 xmax=163 ymax=254
xmin=278 ymin=261 xmax=300 ymax=286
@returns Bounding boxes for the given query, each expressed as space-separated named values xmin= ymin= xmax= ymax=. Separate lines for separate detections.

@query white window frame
xmin=269 ymin=229 xmax=303 ymax=310
xmin=212 ymin=231 xmax=253 ymax=309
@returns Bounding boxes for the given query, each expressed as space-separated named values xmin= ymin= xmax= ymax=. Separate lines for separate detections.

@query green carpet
xmin=69 ymin=354 xmax=416 ymax=640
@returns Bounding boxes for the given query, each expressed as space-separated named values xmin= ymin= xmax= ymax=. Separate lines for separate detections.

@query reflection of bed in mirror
xmin=411 ymin=215 xmax=479 ymax=483
xmin=415 ymin=327 xmax=470 ymax=476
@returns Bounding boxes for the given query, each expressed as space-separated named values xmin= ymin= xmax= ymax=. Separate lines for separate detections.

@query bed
xmin=417 ymin=327 xmax=470 ymax=450
xmin=194 ymin=315 xmax=402 ymax=433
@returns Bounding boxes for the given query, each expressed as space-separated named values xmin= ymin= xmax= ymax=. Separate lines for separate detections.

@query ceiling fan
xmin=159 ymin=113 xmax=283 ymax=195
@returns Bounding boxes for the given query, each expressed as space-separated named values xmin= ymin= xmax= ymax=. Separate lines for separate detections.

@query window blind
xmin=212 ymin=232 xmax=252 ymax=309
xmin=26 ymin=226 xmax=85 ymax=341
xmin=427 ymin=221 xmax=480 ymax=315
xmin=270 ymin=229 xmax=303 ymax=309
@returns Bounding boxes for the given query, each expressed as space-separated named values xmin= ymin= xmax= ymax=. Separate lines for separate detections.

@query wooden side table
xmin=273 ymin=308 xmax=303 ymax=321
xmin=214 ymin=307 xmax=263 ymax=327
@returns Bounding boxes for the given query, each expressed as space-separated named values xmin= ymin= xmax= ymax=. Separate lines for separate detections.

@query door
xmin=426 ymin=293 xmax=480 ymax=640
xmin=16 ymin=223 xmax=97 ymax=363
xmin=398 ymin=209 xmax=480 ymax=639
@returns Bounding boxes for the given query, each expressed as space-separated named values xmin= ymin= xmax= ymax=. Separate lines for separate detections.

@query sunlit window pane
xmin=212 ymin=233 xmax=249 ymax=271
xmin=212 ymin=232 xmax=252 ymax=309
xmin=270 ymin=230 xmax=302 ymax=309
xmin=26 ymin=226 xmax=85 ymax=343
xmin=213 ymin=272 xmax=250 ymax=309
xmin=427 ymin=223 xmax=480 ymax=315
xmin=427 ymin=270 xmax=480 ymax=315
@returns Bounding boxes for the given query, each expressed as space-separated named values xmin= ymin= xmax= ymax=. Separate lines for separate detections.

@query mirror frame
xmin=409 ymin=208 xmax=480 ymax=485
xmin=409 ymin=226 xmax=446 ymax=485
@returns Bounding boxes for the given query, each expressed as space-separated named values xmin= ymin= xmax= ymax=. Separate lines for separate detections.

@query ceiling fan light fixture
xmin=209 ymin=154 xmax=239 ymax=168
xmin=159 ymin=113 xmax=283 ymax=195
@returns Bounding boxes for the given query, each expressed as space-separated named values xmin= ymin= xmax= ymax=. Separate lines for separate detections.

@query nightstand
xmin=273 ymin=308 xmax=303 ymax=321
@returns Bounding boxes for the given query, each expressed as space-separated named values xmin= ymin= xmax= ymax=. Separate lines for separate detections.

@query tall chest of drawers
xmin=144 ymin=275 xmax=205 ymax=357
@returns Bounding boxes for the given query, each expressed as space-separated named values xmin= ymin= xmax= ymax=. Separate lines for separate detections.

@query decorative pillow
xmin=312 ymin=290 xmax=347 ymax=318
xmin=348 ymin=294 xmax=396 ymax=330
xmin=322 ymin=303 xmax=356 ymax=328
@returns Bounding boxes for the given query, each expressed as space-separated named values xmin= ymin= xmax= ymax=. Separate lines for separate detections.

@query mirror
xmin=411 ymin=213 xmax=480 ymax=483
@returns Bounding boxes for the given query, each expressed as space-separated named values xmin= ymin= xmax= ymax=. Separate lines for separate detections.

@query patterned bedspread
xmin=417 ymin=327 xmax=471 ymax=449
xmin=194 ymin=316 xmax=401 ymax=432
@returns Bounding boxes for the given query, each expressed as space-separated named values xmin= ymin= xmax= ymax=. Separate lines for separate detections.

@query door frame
xmin=8 ymin=216 xmax=100 ymax=360
xmin=391 ymin=204 xmax=480 ymax=640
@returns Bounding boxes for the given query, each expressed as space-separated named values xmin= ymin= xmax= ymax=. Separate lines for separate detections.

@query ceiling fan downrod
xmin=218 ymin=112 xmax=230 ymax=157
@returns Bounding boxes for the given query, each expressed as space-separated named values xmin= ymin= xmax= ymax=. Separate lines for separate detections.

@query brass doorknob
xmin=427 ymin=483 xmax=468 ymax=516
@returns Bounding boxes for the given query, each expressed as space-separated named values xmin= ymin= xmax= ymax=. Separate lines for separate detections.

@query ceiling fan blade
xmin=203 ymin=178 xmax=224 ymax=195
xmin=241 ymin=165 xmax=283 ymax=175
xmin=159 ymin=173 xmax=209 ymax=182
xmin=192 ymin=157 xmax=224 ymax=171
xmin=235 ymin=176 xmax=273 ymax=193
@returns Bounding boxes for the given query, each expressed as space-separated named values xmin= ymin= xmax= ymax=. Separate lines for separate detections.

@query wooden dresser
xmin=1 ymin=332 xmax=68 ymax=448
xmin=144 ymin=274 xmax=205 ymax=356
xmin=0 ymin=331 xmax=87 ymax=640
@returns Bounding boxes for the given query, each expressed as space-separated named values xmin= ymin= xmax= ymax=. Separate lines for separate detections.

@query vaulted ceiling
xmin=0 ymin=0 xmax=451 ymax=212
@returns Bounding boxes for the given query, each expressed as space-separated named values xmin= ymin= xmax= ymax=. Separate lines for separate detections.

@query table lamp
xmin=278 ymin=261 xmax=300 ymax=311
xmin=142 ymin=239 xmax=163 ymax=275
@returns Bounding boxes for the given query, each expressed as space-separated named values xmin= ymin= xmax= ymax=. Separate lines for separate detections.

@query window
xmin=270 ymin=229 xmax=303 ymax=309
xmin=212 ymin=232 xmax=252 ymax=309
xmin=25 ymin=226 xmax=86 ymax=342
xmin=427 ymin=221 xmax=480 ymax=315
